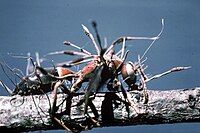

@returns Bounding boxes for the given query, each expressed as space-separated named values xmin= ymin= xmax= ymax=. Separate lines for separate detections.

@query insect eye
xmin=32 ymin=85 xmax=37 ymax=90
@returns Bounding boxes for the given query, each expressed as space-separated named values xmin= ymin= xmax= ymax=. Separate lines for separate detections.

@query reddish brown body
xmin=70 ymin=60 xmax=99 ymax=92
xmin=80 ymin=61 xmax=97 ymax=78
xmin=12 ymin=66 xmax=75 ymax=96
xmin=69 ymin=52 xmax=139 ymax=92
xmin=57 ymin=67 xmax=74 ymax=77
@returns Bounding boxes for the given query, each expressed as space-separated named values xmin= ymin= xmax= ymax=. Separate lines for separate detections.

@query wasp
xmin=43 ymin=19 xmax=166 ymax=120
xmin=0 ymin=52 xmax=79 ymax=131
xmin=0 ymin=52 xmax=75 ymax=96
xmin=49 ymin=19 xmax=190 ymax=120
xmin=0 ymin=19 xmax=191 ymax=132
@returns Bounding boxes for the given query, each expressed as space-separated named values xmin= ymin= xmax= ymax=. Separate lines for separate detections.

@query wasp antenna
xmin=82 ymin=24 xmax=101 ymax=56
xmin=141 ymin=18 xmax=165 ymax=60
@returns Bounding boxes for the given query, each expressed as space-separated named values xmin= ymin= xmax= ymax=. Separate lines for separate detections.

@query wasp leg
xmin=0 ymin=80 xmax=13 ymax=95
xmin=81 ymin=91 xmax=98 ymax=128
xmin=84 ymin=94 xmax=100 ymax=122
xmin=53 ymin=117 xmax=73 ymax=132
xmin=88 ymin=97 xmax=99 ymax=119
xmin=137 ymin=62 xmax=149 ymax=104
xmin=50 ymin=81 xmax=74 ymax=132
xmin=50 ymin=81 xmax=61 ymax=116
xmin=101 ymin=92 xmax=131 ymax=124
xmin=101 ymin=93 xmax=115 ymax=124
xmin=59 ymin=84 xmax=73 ymax=118
xmin=77 ymin=94 xmax=100 ymax=130
xmin=79 ymin=65 xmax=103 ymax=128
xmin=79 ymin=98 xmax=100 ymax=130
xmin=70 ymin=76 xmax=83 ymax=93
xmin=120 ymin=84 xmax=141 ymax=114
xmin=83 ymin=65 xmax=103 ymax=115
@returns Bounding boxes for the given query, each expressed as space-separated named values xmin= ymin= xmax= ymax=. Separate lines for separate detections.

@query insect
xmin=44 ymin=20 xmax=165 ymax=120
xmin=0 ymin=52 xmax=78 ymax=131
xmin=49 ymin=19 xmax=191 ymax=121
xmin=0 ymin=52 xmax=75 ymax=96
xmin=0 ymin=19 xmax=191 ymax=132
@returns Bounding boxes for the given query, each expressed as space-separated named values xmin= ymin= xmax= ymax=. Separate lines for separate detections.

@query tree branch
xmin=0 ymin=87 xmax=200 ymax=132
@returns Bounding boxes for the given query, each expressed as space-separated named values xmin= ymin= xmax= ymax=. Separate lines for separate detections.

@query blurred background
xmin=0 ymin=0 xmax=200 ymax=132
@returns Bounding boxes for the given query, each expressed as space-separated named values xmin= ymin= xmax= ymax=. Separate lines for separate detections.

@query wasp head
xmin=12 ymin=76 xmax=41 ymax=96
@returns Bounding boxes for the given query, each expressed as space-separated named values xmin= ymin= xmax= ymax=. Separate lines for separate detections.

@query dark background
xmin=0 ymin=0 xmax=200 ymax=133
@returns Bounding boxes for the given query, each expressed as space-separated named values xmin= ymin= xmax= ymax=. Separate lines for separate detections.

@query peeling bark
xmin=0 ymin=87 xmax=200 ymax=132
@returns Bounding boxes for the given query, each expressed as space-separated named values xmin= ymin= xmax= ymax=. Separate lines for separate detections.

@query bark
xmin=0 ymin=87 xmax=200 ymax=132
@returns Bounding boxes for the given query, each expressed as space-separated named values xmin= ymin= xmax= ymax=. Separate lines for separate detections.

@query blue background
xmin=0 ymin=0 xmax=200 ymax=133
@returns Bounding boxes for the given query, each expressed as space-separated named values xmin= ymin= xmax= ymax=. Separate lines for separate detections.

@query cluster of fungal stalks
xmin=0 ymin=19 xmax=190 ymax=132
